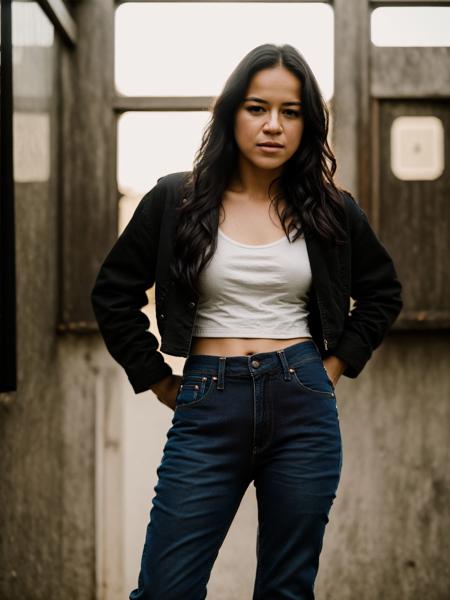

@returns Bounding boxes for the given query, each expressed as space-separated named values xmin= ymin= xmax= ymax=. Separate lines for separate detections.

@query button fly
xmin=251 ymin=360 xmax=260 ymax=368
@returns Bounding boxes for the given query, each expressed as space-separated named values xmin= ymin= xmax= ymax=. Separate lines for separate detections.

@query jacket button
xmin=188 ymin=301 xmax=196 ymax=309
xmin=159 ymin=313 xmax=165 ymax=319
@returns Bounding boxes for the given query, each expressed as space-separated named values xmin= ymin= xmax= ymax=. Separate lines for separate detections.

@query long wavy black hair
xmin=171 ymin=43 xmax=348 ymax=295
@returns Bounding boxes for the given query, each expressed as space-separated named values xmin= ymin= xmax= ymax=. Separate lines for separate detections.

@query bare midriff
xmin=189 ymin=336 xmax=312 ymax=357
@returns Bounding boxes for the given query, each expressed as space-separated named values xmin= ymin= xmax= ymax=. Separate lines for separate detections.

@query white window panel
xmin=117 ymin=110 xmax=211 ymax=197
xmin=371 ymin=7 xmax=450 ymax=47
xmin=12 ymin=1 xmax=54 ymax=47
xmin=13 ymin=112 xmax=51 ymax=182
xmin=115 ymin=2 xmax=333 ymax=100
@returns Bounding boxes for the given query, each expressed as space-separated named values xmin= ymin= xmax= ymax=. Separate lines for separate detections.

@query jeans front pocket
xmin=290 ymin=358 xmax=335 ymax=398
xmin=175 ymin=371 xmax=217 ymax=409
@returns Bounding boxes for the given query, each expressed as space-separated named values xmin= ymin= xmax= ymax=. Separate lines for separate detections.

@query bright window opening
xmin=115 ymin=2 xmax=334 ymax=100
xmin=371 ymin=7 xmax=450 ymax=47
xmin=117 ymin=111 xmax=211 ymax=197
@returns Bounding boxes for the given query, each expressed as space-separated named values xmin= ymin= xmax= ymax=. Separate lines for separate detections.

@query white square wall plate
xmin=391 ymin=116 xmax=445 ymax=181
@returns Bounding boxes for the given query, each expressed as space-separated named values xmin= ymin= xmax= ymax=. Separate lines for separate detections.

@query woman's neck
xmin=230 ymin=163 xmax=283 ymax=201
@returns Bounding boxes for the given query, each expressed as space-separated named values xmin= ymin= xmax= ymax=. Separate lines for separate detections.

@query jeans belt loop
xmin=276 ymin=350 xmax=292 ymax=381
xmin=217 ymin=357 xmax=226 ymax=390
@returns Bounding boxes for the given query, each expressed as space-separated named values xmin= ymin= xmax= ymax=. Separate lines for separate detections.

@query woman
xmin=91 ymin=43 xmax=402 ymax=599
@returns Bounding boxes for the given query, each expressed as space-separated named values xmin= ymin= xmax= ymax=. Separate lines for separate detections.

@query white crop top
xmin=191 ymin=226 xmax=312 ymax=339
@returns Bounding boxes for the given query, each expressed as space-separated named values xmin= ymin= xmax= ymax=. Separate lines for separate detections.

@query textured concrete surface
xmin=316 ymin=332 xmax=450 ymax=600
xmin=0 ymin=176 xmax=103 ymax=598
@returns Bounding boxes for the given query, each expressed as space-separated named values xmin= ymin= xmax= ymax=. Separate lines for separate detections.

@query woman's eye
xmin=246 ymin=106 xmax=301 ymax=118
xmin=247 ymin=106 xmax=263 ymax=113
xmin=285 ymin=109 xmax=301 ymax=118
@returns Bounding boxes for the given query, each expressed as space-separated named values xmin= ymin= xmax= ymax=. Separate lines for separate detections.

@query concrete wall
xmin=0 ymin=2 xmax=116 ymax=595
xmin=316 ymin=332 xmax=450 ymax=599
xmin=0 ymin=183 xmax=106 ymax=598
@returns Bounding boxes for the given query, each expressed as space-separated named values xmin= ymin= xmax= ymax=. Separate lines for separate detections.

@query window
xmin=371 ymin=7 xmax=450 ymax=47
xmin=115 ymin=2 xmax=334 ymax=99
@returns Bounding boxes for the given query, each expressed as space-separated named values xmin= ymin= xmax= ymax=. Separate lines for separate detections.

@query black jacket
xmin=90 ymin=171 xmax=403 ymax=394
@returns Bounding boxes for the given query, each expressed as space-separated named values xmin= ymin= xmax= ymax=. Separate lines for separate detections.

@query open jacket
xmin=90 ymin=171 xmax=403 ymax=394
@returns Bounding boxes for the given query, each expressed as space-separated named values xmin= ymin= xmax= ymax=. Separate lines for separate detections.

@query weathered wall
xmin=1 ymin=1 xmax=116 ymax=597
xmin=0 ymin=183 xmax=109 ymax=598
xmin=329 ymin=1 xmax=450 ymax=594
xmin=316 ymin=332 xmax=450 ymax=599
xmin=0 ymin=180 xmax=64 ymax=597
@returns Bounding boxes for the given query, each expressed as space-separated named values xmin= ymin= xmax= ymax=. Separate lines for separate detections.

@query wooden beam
xmin=113 ymin=96 xmax=214 ymax=112
xmin=37 ymin=0 xmax=77 ymax=46
xmin=116 ymin=0 xmax=330 ymax=3
xmin=59 ymin=1 xmax=116 ymax=329
xmin=333 ymin=0 xmax=371 ymax=212
xmin=372 ymin=47 xmax=450 ymax=98
xmin=0 ymin=0 xmax=17 ymax=392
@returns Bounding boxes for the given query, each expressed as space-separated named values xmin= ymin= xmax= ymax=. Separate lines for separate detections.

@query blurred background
xmin=0 ymin=1 xmax=449 ymax=598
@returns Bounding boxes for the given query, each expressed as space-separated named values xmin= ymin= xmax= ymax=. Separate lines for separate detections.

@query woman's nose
xmin=263 ymin=112 xmax=283 ymax=132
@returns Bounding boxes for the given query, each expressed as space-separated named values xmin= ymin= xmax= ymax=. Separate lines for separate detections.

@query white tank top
xmin=191 ymin=226 xmax=312 ymax=339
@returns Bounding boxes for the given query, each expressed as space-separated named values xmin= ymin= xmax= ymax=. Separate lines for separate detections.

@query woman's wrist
xmin=150 ymin=374 xmax=183 ymax=410
xmin=323 ymin=355 xmax=347 ymax=385
xmin=150 ymin=374 xmax=175 ymax=397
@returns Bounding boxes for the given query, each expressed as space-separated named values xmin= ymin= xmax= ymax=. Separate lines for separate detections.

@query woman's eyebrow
xmin=244 ymin=96 xmax=302 ymax=106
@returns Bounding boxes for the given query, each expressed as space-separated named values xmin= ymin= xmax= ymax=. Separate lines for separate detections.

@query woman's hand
xmin=150 ymin=374 xmax=183 ymax=411
xmin=323 ymin=356 xmax=347 ymax=388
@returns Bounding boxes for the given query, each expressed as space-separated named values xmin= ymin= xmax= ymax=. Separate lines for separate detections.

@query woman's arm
xmin=90 ymin=181 xmax=173 ymax=394
xmin=331 ymin=193 xmax=403 ymax=378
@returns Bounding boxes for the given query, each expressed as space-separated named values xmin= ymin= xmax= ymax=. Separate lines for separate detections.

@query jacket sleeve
xmin=332 ymin=193 xmax=403 ymax=378
xmin=90 ymin=180 xmax=173 ymax=394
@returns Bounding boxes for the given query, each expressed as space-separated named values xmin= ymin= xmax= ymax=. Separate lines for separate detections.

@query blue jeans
xmin=129 ymin=339 xmax=343 ymax=599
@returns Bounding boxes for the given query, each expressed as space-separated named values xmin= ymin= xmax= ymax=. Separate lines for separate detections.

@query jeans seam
xmin=252 ymin=374 xmax=257 ymax=454
xmin=175 ymin=377 xmax=218 ymax=409
xmin=290 ymin=370 xmax=335 ymax=398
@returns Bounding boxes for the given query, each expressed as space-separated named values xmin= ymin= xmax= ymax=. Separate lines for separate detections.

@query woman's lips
xmin=257 ymin=144 xmax=284 ymax=153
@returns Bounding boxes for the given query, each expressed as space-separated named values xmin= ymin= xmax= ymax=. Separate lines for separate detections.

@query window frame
xmin=0 ymin=0 xmax=17 ymax=393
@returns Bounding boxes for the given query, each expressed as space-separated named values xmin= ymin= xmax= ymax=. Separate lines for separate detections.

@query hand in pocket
xmin=322 ymin=356 xmax=347 ymax=387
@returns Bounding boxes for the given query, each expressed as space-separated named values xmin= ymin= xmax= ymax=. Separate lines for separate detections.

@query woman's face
xmin=234 ymin=66 xmax=304 ymax=173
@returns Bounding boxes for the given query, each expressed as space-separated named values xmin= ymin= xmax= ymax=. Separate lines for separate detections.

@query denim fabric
xmin=129 ymin=339 xmax=343 ymax=600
